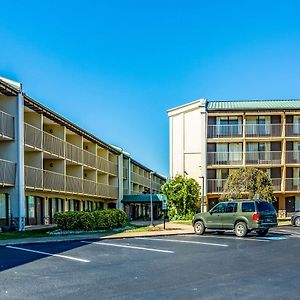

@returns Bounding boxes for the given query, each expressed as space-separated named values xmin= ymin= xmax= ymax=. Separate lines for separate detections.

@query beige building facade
xmin=168 ymin=98 xmax=300 ymax=216
xmin=0 ymin=77 xmax=165 ymax=230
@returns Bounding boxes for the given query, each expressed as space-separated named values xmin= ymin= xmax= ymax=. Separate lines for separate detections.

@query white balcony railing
xmin=286 ymin=124 xmax=300 ymax=137
xmin=246 ymin=151 xmax=282 ymax=164
xmin=245 ymin=124 xmax=282 ymax=137
xmin=83 ymin=179 xmax=97 ymax=195
xmin=208 ymin=124 xmax=243 ymax=138
xmin=286 ymin=151 xmax=300 ymax=164
xmin=24 ymin=123 xmax=42 ymax=149
xmin=65 ymin=143 xmax=82 ymax=163
xmin=66 ymin=175 xmax=83 ymax=193
xmin=0 ymin=110 xmax=14 ymax=139
xmin=25 ymin=165 xmax=43 ymax=189
xmin=207 ymin=179 xmax=227 ymax=193
xmin=83 ymin=150 xmax=97 ymax=168
xmin=0 ymin=159 xmax=15 ymax=186
xmin=207 ymin=152 xmax=243 ymax=166
xmin=286 ymin=178 xmax=300 ymax=191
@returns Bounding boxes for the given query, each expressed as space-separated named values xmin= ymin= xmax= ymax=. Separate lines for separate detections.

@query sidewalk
xmin=0 ymin=220 xmax=292 ymax=247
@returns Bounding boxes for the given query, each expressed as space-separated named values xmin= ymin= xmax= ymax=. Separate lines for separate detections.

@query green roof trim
xmin=122 ymin=194 xmax=167 ymax=204
xmin=207 ymin=100 xmax=300 ymax=111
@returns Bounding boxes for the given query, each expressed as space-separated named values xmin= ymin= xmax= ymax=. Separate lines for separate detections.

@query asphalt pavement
xmin=1 ymin=227 xmax=300 ymax=299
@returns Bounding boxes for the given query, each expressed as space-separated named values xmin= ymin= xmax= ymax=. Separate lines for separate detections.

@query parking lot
xmin=1 ymin=227 xmax=300 ymax=300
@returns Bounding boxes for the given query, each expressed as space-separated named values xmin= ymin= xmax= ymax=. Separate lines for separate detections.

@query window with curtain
xmin=293 ymin=168 xmax=300 ymax=188
xmin=216 ymin=143 xmax=228 ymax=163
xmin=293 ymin=116 xmax=300 ymax=134
xmin=27 ymin=196 xmax=35 ymax=219
xmin=229 ymin=143 xmax=242 ymax=162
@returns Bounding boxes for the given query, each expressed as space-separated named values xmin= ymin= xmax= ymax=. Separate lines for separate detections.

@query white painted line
xmin=135 ymin=237 xmax=229 ymax=247
xmin=6 ymin=246 xmax=90 ymax=263
xmin=273 ymin=229 xmax=300 ymax=235
xmin=80 ymin=241 xmax=174 ymax=253
xmin=177 ymin=234 xmax=270 ymax=242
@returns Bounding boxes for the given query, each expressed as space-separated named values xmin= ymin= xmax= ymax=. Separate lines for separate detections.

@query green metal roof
xmin=207 ymin=100 xmax=300 ymax=111
xmin=122 ymin=194 xmax=167 ymax=204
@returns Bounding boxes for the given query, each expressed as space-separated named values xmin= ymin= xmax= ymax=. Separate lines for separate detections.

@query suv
xmin=193 ymin=200 xmax=278 ymax=237
xmin=291 ymin=211 xmax=300 ymax=227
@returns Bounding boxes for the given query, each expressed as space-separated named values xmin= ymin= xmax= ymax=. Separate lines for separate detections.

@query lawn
xmin=0 ymin=228 xmax=55 ymax=240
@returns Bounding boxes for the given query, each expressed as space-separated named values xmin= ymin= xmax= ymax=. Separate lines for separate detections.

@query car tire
xmin=294 ymin=217 xmax=300 ymax=227
xmin=234 ymin=222 xmax=248 ymax=237
xmin=256 ymin=229 xmax=269 ymax=236
xmin=194 ymin=220 xmax=205 ymax=235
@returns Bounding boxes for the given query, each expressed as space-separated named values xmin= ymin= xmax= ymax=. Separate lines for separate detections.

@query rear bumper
xmin=251 ymin=221 xmax=278 ymax=229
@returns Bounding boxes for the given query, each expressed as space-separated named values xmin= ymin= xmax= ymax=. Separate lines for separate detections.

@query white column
xmin=117 ymin=152 xmax=124 ymax=210
xmin=128 ymin=157 xmax=132 ymax=194
xmin=17 ymin=91 xmax=25 ymax=231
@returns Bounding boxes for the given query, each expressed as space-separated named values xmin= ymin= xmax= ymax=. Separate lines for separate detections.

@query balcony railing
xmin=43 ymin=131 xmax=65 ymax=157
xmin=286 ymin=124 xmax=300 ymax=137
xmin=0 ymin=110 xmax=14 ymax=139
xmin=97 ymin=182 xmax=110 ymax=197
xmin=25 ymin=166 xmax=43 ymax=189
xmin=131 ymin=172 xmax=150 ymax=187
xmin=286 ymin=151 xmax=300 ymax=164
xmin=123 ymin=167 xmax=128 ymax=179
xmin=246 ymin=151 xmax=281 ymax=165
xmin=208 ymin=124 xmax=243 ymax=138
xmin=108 ymin=161 xmax=118 ymax=176
xmin=271 ymin=178 xmax=281 ymax=191
xmin=43 ymin=169 xmax=65 ymax=191
xmin=24 ymin=123 xmax=42 ymax=149
xmin=207 ymin=152 xmax=243 ymax=165
xmin=245 ymin=124 xmax=282 ymax=137
xmin=207 ymin=179 xmax=227 ymax=193
xmin=0 ymin=159 xmax=16 ymax=186
xmin=83 ymin=179 xmax=97 ymax=195
xmin=83 ymin=150 xmax=97 ymax=168
xmin=66 ymin=143 xmax=82 ymax=164
xmin=97 ymin=156 xmax=109 ymax=173
xmin=66 ymin=175 xmax=83 ymax=193
xmin=109 ymin=186 xmax=118 ymax=198
xmin=286 ymin=178 xmax=300 ymax=191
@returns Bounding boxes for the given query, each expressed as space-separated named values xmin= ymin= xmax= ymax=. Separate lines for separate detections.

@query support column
xmin=242 ymin=113 xmax=246 ymax=166
xmin=44 ymin=197 xmax=49 ymax=225
xmin=117 ymin=152 xmax=124 ymax=210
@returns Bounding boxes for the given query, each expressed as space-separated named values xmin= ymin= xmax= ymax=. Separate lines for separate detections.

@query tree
xmin=222 ymin=167 xmax=276 ymax=202
xmin=161 ymin=175 xmax=201 ymax=220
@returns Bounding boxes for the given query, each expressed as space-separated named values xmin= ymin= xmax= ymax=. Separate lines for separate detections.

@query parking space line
xmin=135 ymin=237 xmax=229 ymax=247
xmin=177 ymin=234 xmax=270 ymax=242
xmin=80 ymin=241 xmax=174 ymax=253
xmin=6 ymin=246 xmax=90 ymax=263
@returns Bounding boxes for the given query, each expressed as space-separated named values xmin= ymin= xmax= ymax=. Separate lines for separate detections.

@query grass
xmin=0 ymin=228 xmax=56 ymax=240
xmin=172 ymin=220 xmax=192 ymax=225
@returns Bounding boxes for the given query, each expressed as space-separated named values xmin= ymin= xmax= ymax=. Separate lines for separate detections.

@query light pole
xmin=150 ymin=171 xmax=154 ymax=226
xmin=199 ymin=176 xmax=205 ymax=212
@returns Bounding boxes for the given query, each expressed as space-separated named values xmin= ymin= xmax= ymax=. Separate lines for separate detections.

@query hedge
xmin=53 ymin=209 xmax=127 ymax=231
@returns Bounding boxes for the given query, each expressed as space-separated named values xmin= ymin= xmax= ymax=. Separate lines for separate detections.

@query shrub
xmin=54 ymin=209 xmax=127 ymax=231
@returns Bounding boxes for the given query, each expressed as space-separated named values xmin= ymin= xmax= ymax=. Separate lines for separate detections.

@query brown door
xmin=286 ymin=197 xmax=295 ymax=212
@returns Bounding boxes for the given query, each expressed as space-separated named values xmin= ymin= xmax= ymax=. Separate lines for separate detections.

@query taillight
xmin=252 ymin=213 xmax=260 ymax=221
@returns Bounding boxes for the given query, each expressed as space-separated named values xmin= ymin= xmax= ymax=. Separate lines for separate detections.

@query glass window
xmin=211 ymin=203 xmax=226 ymax=214
xmin=226 ymin=202 xmax=237 ymax=213
xmin=69 ymin=200 xmax=74 ymax=211
xmin=242 ymin=202 xmax=255 ymax=212
xmin=256 ymin=201 xmax=275 ymax=212
xmin=0 ymin=194 xmax=7 ymax=219
xmin=27 ymin=196 xmax=35 ymax=218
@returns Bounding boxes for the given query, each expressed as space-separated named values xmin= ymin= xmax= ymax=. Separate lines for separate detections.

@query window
xmin=242 ymin=202 xmax=255 ymax=212
xmin=256 ymin=201 xmax=275 ymax=212
xmin=27 ymin=196 xmax=36 ymax=219
xmin=211 ymin=203 xmax=226 ymax=214
xmin=226 ymin=202 xmax=237 ymax=213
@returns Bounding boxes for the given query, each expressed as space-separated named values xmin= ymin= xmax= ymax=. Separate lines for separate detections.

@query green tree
xmin=161 ymin=175 xmax=201 ymax=220
xmin=222 ymin=167 xmax=276 ymax=202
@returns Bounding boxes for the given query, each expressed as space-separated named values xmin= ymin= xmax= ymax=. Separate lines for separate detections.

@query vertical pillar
xmin=44 ymin=197 xmax=49 ymax=225
xmin=128 ymin=157 xmax=132 ymax=194
xmin=17 ymin=91 xmax=25 ymax=231
xmin=282 ymin=113 xmax=286 ymax=193
xmin=242 ymin=113 xmax=246 ymax=166
xmin=117 ymin=152 xmax=124 ymax=210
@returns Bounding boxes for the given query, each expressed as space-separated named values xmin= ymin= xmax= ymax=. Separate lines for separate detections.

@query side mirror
xmin=209 ymin=210 xmax=213 ymax=215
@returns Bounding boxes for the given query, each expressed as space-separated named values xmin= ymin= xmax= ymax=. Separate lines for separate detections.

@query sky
xmin=1 ymin=0 xmax=300 ymax=176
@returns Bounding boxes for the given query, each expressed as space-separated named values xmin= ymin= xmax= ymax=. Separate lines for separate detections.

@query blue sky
xmin=1 ymin=1 xmax=300 ymax=175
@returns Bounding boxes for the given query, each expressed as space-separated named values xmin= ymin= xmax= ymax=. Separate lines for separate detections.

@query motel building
xmin=168 ymin=98 xmax=300 ymax=217
xmin=0 ymin=77 xmax=165 ymax=230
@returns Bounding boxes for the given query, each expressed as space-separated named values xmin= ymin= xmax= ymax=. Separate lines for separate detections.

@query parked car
xmin=291 ymin=211 xmax=300 ymax=227
xmin=193 ymin=200 xmax=278 ymax=237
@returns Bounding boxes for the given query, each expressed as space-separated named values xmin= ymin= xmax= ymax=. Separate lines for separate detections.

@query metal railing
xmin=207 ymin=179 xmax=227 ymax=193
xmin=83 ymin=150 xmax=97 ymax=168
xmin=25 ymin=165 xmax=43 ymax=189
xmin=109 ymin=186 xmax=118 ymax=198
xmin=131 ymin=172 xmax=150 ymax=187
xmin=97 ymin=156 xmax=109 ymax=173
xmin=207 ymin=124 xmax=243 ymax=138
xmin=0 ymin=159 xmax=16 ymax=186
xmin=286 ymin=178 xmax=300 ymax=191
xmin=24 ymin=123 xmax=42 ymax=149
xmin=65 ymin=143 xmax=82 ymax=163
xmin=286 ymin=124 xmax=300 ymax=137
xmin=43 ymin=131 xmax=65 ymax=157
xmin=83 ymin=179 xmax=97 ymax=195
xmin=286 ymin=151 xmax=300 ymax=164
xmin=0 ymin=110 xmax=14 ymax=139
xmin=271 ymin=178 xmax=281 ymax=191
xmin=123 ymin=167 xmax=128 ymax=179
xmin=246 ymin=151 xmax=282 ymax=164
xmin=207 ymin=152 xmax=243 ymax=165
xmin=66 ymin=175 xmax=83 ymax=193
xmin=43 ymin=169 xmax=65 ymax=191
xmin=97 ymin=182 xmax=110 ymax=197
xmin=245 ymin=124 xmax=282 ymax=137
xmin=108 ymin=161 xmax=118 ymax=176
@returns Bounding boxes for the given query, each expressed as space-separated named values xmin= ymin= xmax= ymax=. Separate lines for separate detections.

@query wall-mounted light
xmin=49 ymin=129 xmax=53 ymax=134
xmin=49 ymin=163 xmax=53 ymax=167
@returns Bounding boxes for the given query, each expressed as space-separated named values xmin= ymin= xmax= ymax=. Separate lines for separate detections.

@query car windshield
xmin=256 ymin=201 xmax=275 ymax=212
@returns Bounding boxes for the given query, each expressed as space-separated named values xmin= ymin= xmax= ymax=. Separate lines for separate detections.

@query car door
xmin=206 ymin=203 xmax=227 ymax=229
xmin=222 ymin=202 xmax=237 ymax=229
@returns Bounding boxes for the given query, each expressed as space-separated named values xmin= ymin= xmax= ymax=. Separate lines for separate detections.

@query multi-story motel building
xmin=0 ymin=77 xmax=165 ymax=230
xmin=168 ymin=98 xmax=300 ymax=217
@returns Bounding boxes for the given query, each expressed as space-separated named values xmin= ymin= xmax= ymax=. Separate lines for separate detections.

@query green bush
xmin=53 ymin=209 xmax=127 ymax=231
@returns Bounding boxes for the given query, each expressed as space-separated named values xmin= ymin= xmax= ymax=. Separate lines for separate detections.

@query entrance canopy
xmin=121 ymin=194 xmax=167 ymax=204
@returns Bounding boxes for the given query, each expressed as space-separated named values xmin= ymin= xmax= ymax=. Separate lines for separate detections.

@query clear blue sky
xmin=1 ymin=1 xmax=300 ymax=176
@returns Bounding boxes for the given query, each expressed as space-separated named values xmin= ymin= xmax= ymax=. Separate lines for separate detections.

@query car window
xmin=256 ymin=201 xmax=275 ymax=212
xmin=226 ymin=202 xmax=237 ymax=213
xmin=211 ymin=203 xmax=227 ymax=214
xmin=242 ymin=202 xmax=255 ymax=212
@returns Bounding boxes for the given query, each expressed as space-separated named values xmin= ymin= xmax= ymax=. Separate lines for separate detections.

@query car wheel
xmin=256 ymin=229 xmax=269 ymax=236
xmin=294 ymin=217 xmax=300 ymax=227
xmin=234 ymin=222 xmax=248 ymax=237
xmin=194 ymin=220 xmax=205 ymax=235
